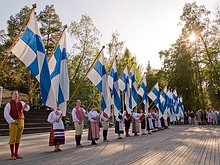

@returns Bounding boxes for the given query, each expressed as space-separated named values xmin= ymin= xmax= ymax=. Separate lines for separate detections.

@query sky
xmin=0 ymin=0 xmax=219 ymax=70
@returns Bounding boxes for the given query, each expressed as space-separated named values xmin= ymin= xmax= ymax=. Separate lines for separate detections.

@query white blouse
xmin=88 ymin=111 xmax=99 ymax=122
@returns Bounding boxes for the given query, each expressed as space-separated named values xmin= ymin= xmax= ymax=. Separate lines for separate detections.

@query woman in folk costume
xmin=100 ymin=111 xmax=110 ymax=142
xmin=88 ymin=105 xmax=100 ymax=145
xmin=156 ymin=111 xmax=162 ymax=130
xmin=4 ymin=90 xmax=30 ymax=160
xmin=132 ymin=108 xmax=141 ymax=136
xmin=139 ymin=109 xmax=147 ymax=135
xmin=47 ymin=108 xmax=65 ymax=152
xmin=115 ymin=111 xmax=124 ymax=139
xmin=207 ymin=110 xmax=213 ymax=125
xmin=151 ymin=111 xmax=157 ymax=131
xmin=123 ymin=109 xmax=132 ymax=137
xmin=72 ymin=100 xmax=86 ymax=147
xmin=146 ymin=110 xmax=154 ymax=134
xmin=160 ymin=116 xmax=166 ymax=129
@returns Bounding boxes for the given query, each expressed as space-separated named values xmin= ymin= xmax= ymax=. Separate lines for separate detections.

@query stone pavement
xmin=0 ymin=125 xmax=219 ymax=165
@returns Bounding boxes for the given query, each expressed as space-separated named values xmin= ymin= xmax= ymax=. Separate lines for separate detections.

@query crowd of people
xmin=181 ymin=109 xmax=220 ymax=126
xmin=3 ymin=91 xmax=170 ymax=160
xmin=173 ymin=109 xmax=220 ymax=126
xmin=4 ymin=90 xmax=220 ymax=161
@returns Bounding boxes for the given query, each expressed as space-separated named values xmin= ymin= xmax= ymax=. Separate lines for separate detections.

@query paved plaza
xmin=0 ymin=125 xmax=219 ymax=165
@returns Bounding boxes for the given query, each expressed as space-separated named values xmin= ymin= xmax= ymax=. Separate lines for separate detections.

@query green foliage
xmin=159 ymin=2 xmax=220 ymax=110
xmin=67 ymin=15 xmax=101 ymax=110
xmin=37 ymin=5 xmax=62 ymax=55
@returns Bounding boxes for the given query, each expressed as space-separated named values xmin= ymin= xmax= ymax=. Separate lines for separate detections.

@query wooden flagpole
xmin=0 ymin=4 xmax=37 ymax=70
xmin=28 ymin=25 xmax=68 ymax=101
xmin=68 ymin=46 xmax=105 ymax=104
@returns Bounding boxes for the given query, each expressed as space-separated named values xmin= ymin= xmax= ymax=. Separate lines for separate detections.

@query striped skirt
xmin=49 ymin=125 xmax=65 ymax=146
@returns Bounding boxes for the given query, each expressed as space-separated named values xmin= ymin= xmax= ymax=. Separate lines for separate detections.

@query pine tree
xmin=37 ymin=5 xmax=62 ymax=56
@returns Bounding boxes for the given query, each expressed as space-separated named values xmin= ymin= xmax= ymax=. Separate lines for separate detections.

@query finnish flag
xmin=160 ymin=86 xmax=168 ymax=119
xmin=11 ymin=10 xmax=56 ymax=109
xmin=87 ymin=54 xmax=111 ymax=116
xmin=49 ymin=31 xmax=69 ymax=116
xmin=108 ymin=60 xmax=122 ymax=115
xmin=138 ymin=74 xmax=149 ymax=114
xmin=129 ymin=67 xmax=139 ymax=109
xmin=119 ymin=67 xmax=132 ymax=113
xmin=148 ymin=82 xmax=162 ymax=117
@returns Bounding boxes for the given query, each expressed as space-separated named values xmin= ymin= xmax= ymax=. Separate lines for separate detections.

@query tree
xmin=159 ymin=2 xmax=220 ymax=110
xmin=67 ymin=15 xmax=101 ymax=109
xmin=107 ymin=31 xmax=124 ymax=61
xmin=0 ymin=6 xmax=31 ymax=93
xmin=118 ymin=48 xmax=143 ymax=84
xmin=68 ymin=15 xmax=101 ymax=84
xmin=37 ymin=5 xmax=62 ymax=56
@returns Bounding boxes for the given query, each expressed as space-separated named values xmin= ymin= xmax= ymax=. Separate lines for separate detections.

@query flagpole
xmin=68 ymin=46 xmax=105 ymax=104
xmin=28 ymin=25 xmax=68 ymax=101
xmin=0 ymin=4 xmax=37 ymax=70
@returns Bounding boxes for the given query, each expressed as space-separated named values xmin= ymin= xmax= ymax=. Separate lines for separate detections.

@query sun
xmin=188 ymin=32 xmax=197 ymax=43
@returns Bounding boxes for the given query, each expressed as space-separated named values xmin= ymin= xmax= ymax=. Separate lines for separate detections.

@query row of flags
xmin=7 ymin=7 xmax=184 ymax=119
xmin=87 ymin=53 xmax=185 ymax=121
xmin=11 ymin=9 xmax=69 ymax=115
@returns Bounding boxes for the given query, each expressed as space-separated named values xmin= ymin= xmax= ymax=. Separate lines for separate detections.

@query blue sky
xmin=0 ymin=0 xmax=219 ymax=69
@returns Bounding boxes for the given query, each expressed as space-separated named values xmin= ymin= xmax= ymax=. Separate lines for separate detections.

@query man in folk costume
xmin=47 ymin=108 xmax=65 ymax=151
xmin=88 ymin=105 xmax=100 ymax=145
xmin=123 ymin=109 xmax=132 ymax=137
xmin=72 ymin=100 xmax=86 ymax=148
xmin=4 ymin=90 xmax=30 ymax=160
xmin=115 ymin=111 xmax=124 ymax=139
xmin=132 ymin=108 xmax=141 ymax=136
xmin=100 ymin=111 xmax=110 ymax=142
xmin=146 ymin=110 xmax=154 ymax=134
xmin=139 ymin=109 xmax=147 ymax=135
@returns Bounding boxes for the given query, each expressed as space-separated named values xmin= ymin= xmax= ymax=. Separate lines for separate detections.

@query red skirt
xmin=88 ymin=121 xmax=100 ymax=141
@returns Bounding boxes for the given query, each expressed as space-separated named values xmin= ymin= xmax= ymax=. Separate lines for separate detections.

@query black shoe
xmin=118 ymin=137 xmax=123 ymax=139
xmin=92 ymin=142 xmax=97 ymax=145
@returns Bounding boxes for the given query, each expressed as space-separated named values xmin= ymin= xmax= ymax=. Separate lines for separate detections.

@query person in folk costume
xmin=146 ymin=109 xmax=154 ymax=134
xmin=72 ymin=100 xmax=86 ymax=147
xmin=123 ymin=109 xmax=132 ymax=137
xmin=132 ymin=108 xmax=141 ymax=136
xmin=156 ymin=111 xmax=162 ymax=130
xmin=100 ymin=111 xmax=110 ymax=142
xmin=47 ymin=108 xmax=65 ymax=152
xmin=115 ymin=110 xmax=124 ymax=139
xmin=151 ymin=110 xmax=157 ymax=132
xmin=88 ymin=105 xmax=100 ymax=145
xmin=160 ymin=116 xmax=165 ymax=130
xmin=207 ymin=109 xmax=213 ymax=125
xmin=139 ymin=109 xmax=147 ymax=135
xmin=4 ymin=90 xmax=30 ymax=160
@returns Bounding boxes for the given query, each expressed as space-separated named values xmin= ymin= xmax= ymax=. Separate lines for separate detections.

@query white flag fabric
xmin=172 ymin=89 xmax=179 ymax=119
xmin=148 ymin=82 xmax=162 ymax=118
xmin=11 ymin=10 xmax=56 ymax=109
xmin=108 ymin=60 xmax=122 ymax=115
xmin=119 ymin=67 xmax=132 ymax=113
xmin=87 ymin=54 xmax=111 ymax=116
xmin=129 ymin=67 xmax=139 ymax=109
xmin=138 ymin=74 xmax=148 ymax=114
xmin=49 ymin=31 xmax=69 ymax=116
xmin=160 ymin=86 xmax=168 ymax=119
